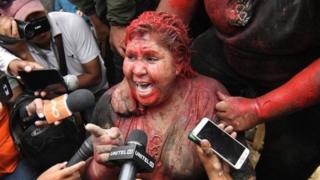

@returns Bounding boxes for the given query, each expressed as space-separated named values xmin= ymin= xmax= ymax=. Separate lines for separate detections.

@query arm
xmin=156 ymin=0 xmax=198 ymax=25
xmin=106 ymin=0 xmax=136 ymax=56
xmin=53 ymin=0 xmax=62 ymax=11
xmin=77 ymin=57 xmax=102 ymax=89
xmin=68 ymin=0 xmax=109 ymax=52
xmin=0 ymin=46 xmax=42 ymax=75
xmin=216 ymin=58 xmax=320 ymax=131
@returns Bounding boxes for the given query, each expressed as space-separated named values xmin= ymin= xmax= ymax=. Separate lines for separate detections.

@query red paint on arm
xmin=256 ymin=58 xmax=320 ymax=120
xmin=156 ymin=0 xmax=198 ymax=24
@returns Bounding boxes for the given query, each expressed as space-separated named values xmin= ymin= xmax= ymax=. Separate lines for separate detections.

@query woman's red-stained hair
xmin=125 ymin=11 xmax=196 ymax=78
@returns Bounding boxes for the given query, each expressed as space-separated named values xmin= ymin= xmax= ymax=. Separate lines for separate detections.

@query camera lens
xmin=24 ymin=24 xmax=35 ymax=39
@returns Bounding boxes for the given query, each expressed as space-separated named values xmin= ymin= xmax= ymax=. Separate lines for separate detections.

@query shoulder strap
xmin=54 ymin=34 xmax=68 ymax=76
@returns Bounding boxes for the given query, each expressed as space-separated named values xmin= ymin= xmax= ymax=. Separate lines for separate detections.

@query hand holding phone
xmin=18 ymin=69 xmax=67 ymax=94
xmin=189 ymin=117 xmax=250 ymax=169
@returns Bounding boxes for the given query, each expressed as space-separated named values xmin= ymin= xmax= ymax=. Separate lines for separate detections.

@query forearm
xmin=77 ymin=72 xmax=101 ymax=89
xmin=256 ymin=58 xmax=320 ymax=120
xmin=156 ymin=0 xmax=198 ymax=25
xmin=0 ymin=45 xmax=19 ymax=73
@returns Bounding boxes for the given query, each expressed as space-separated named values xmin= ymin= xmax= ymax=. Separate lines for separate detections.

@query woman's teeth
xmin=135 ymin=82 xmax=153 ymax=95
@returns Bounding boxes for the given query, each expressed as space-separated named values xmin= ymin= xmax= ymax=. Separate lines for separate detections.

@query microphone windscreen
xmin=127 ymin=129 xmax=148 ymax=147
xmin=66 ymin=89 xmax=95 ymax=112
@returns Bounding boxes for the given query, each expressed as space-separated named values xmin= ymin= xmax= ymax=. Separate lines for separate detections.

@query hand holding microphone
xmin=24 ymin=89 xmax=95 ymax=126
xmin=85 ymin=123 xmax=155 ymax=180
xmin=85 ymin=123 xmax=125 ymax=164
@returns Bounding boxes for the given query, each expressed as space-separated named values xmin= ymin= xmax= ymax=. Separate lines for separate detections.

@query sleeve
xmin=53 ymin=0 xmax=61 ymax=11
xmin=0 ymin=46 xmax=20 ymax=74
xmin=67 ymin=14 xmax=100 ymax=64
xmin=68 ymin=0 xmax=96 ymax=16
xmin=106 ymin=0 xmax=137 ymax=26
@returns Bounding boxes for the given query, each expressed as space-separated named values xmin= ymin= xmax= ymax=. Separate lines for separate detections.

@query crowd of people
xmin=0 ymin=0 xmax=320 ymax=179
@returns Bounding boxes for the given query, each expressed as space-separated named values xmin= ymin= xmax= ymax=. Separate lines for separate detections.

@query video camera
xmin=0 ymin=16 xmax=50 ymax=45
xmin=16 ymin=16 xmax=50 ymax=40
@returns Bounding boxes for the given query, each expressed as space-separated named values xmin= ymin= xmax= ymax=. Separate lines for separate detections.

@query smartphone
xmin=189 ymin=117 xmax=250 ymax=169
xmin=18 ymin=69 xmax=67 ymax=92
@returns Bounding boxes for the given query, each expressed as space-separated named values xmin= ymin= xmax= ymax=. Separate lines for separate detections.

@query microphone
xmin=66 ymin=136 xmax=93 ymax=167
xmin=108 ymin=129 xmax=155 ymax=180
xmin=22 ymin=89 xmax=95 ymax=126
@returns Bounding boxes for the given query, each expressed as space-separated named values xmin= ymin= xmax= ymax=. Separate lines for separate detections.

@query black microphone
xmin=21 ymin=89 xmax=95 ymax=127
xmin=66 ymin=136 xmax=93 ymax=167
xmin=108 ymin=129 xmax=155 ymax=180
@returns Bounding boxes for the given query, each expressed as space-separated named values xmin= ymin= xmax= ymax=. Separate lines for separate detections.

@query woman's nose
xmin=132 ymin=61 xmax=147 ymax=75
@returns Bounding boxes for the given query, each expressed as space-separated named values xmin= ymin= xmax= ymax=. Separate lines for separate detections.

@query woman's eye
xmin=146 ymin=56 xmax=158 ymax=62
xmin=126 ymin=54 xmax=136 ymax=61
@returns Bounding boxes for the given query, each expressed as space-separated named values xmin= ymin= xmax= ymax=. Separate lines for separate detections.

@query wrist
xmin=254 ymin=97 xmax=269 ymax=122
xmin=63 ymin=74 xmax=79 ymax=91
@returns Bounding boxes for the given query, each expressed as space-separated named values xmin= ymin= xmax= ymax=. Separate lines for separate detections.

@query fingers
xmin=217 ymin=91 xmax=229 ymax=101
xmin=85 ymin=123 xmax=107 ymax=137
xmin=34 ymin=91 xmax=47 ymax=97
xmin=48 ymin=162 xmax=68 ymax=171
xmin=61 ymin=161 xmax=85 ymax=177
xmin=215 ymin=101 xmax=228 ymax=112
xmin=200 ymin=139 xmax=213 ymax=156
xmin=25 ymin=98 xmax=44 ymax=117
xmin=11 ymin=20 xmax=19 ymax=38
xmin=117 ymin=45 xmax=125 ymax=57
xmin=217 ymin=123 xmax=237 ymax=138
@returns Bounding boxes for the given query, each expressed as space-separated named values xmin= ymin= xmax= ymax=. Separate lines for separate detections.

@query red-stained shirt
xmin=88 ymin=74 xmax=229 ymax=180
xmin=204 ymin=0 xmax=320 ymax=88
xmin=0 ymin=105 xmax=19 ymax=176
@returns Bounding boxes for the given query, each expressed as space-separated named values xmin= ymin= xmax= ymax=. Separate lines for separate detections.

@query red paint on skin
xmin=124 ymin=37 xmax=177 ymax=107
xmin=167 ymin=0 xmax=196 ymax=23
xmin=257 ymin=58 xmax=320 ymax=120
xmin=204 ymin=0 xmax=240 ymax=34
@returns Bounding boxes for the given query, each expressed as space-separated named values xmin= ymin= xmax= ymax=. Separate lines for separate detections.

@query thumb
xmin=217 ymin=91 xmax=229 ymax=101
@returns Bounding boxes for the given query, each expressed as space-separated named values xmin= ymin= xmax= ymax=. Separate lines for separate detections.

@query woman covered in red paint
xmin=153 ymin=0 xmax=320 ymax=179
xmin=84 ymin=11 xmax=254 ymax=180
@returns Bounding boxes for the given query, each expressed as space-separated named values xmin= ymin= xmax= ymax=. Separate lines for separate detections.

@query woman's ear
xmin=175 ymin=62 xmax=183 ymax=75
xmin=175 ymin=56 xmax=185 ymax=75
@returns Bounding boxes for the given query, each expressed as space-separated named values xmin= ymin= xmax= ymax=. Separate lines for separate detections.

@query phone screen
xmin=197 ymin=121 xmax=246 ymax=166
xmin=18 ymin=69 xmax=67 ymax=92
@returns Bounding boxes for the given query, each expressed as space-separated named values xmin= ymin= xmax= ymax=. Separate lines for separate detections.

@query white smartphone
xmin=188 ymin=117 xmax=250 ymax=169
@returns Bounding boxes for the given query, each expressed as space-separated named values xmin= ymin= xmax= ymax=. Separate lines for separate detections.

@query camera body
xmin=16 ymin=16 xmax=50 ymax=40
xmin=0 ymin=71 xmax=13 ymax=103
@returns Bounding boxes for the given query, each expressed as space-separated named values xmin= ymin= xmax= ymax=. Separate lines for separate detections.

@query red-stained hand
xmin=85 ymin=124 xmax=124 ymax=164
xmin=215 ymin=91 xmax=261 ymax=131
xmin=111 ymin=79 xmax=143 ymax=115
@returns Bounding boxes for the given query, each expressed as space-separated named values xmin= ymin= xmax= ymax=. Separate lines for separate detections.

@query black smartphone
xmin=18 ymin=69 xmax=67 ymax=92
xmin=188 ymin=117 xmax=250 ymax=169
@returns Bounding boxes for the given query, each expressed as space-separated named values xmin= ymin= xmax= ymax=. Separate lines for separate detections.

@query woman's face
xmin=123 ymin=34 xmax=181 ymax=106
